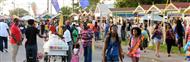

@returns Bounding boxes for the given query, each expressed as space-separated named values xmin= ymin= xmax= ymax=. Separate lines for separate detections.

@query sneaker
xmin=168 ymin=54 xmax=171 ymax=57
xmin=4 ymin=49 xmax=8 ymax=52
xmin=156 ymin=54 xmax=160 ymax=58
xmin=0 ymin=50 xmax=3 ymax=52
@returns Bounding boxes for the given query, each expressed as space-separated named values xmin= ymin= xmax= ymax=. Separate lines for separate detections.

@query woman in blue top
xmin=103 ymin=25 xmax=123 ymax=62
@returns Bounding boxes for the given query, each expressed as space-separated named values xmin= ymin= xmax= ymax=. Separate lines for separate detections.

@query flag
xmin=80 ymin=0 xmax=89 ymax=9
xmin=51 ymin=0 xmax=60 ymax=13
xmin=31 ymin=2 xmax=37 ymax=16
xmin=58 ymin=14 xmax=63 ymax=35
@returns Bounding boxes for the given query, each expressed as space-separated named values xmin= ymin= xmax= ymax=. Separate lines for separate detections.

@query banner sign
xmin=80 ymin=0 xmax=89 ymax=9
xmin=51 ymin=0 xmax=60 ymax=13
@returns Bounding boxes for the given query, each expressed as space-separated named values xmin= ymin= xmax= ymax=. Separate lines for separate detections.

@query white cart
xmin=44 ymin=46 xmax=68 ymax=62
xmin=43 ymin=34 xmax=69 ymax=62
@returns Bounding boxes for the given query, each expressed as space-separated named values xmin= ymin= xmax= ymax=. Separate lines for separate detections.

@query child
xmin=184 ymin=41 xmax=190 ymax=61
xmin=185 ymin=46 xmax=190 ymax=62
xmin=71 ymin=43 xmax=80 ymax=62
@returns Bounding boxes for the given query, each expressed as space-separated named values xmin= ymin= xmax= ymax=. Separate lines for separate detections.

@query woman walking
xmin=152 ymin=23 xmax=163 ymax=57
xmin=174 ymin=20 xmax=185 ymax=53
xmin=93 ymin=22 xmax=100 ymax=41
xmin=121 ymin=21 xmax=126 ymax=40
xmin=165 ymin=23 xmax=175 ymax=57
xmin=127 ymin=27 xmax=144 ymax=62
xmin=102 ymin=25 xmax=123 ymax=62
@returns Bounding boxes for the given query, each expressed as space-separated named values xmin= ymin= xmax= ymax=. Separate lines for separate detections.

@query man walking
xmin=25 ymin=19 xmax=44 ymax=62
xmin=10 ymin=18 xmax=22 ymax=62
xmin=0 ymin=18 xmax=10 ymax=52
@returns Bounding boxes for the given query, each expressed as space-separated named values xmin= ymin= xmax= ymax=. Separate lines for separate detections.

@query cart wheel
xmin=53 ymin=56 xmax=56 ymax=62
xmin=65 ymin=56 xmax=67 ymax=62
xmin=48 ymin=56 xmax=51 ymax=62
xmin=61 ymin=56 xmax=67 ymax=62
xmin=44 ymin=52 xmax=48 ymax=62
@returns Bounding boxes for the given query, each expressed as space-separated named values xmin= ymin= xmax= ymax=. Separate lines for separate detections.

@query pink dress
xmin=71 ymin=49 xmax=79 ymax=62
xmin=130 ymin=37 xmax=141 ymax=57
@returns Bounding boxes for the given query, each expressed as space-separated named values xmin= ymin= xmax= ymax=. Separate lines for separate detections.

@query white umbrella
xmin=141 ymin=15 xmax=163 ymax=21
xmin=21 ymin=15 xmax=35 ymax=20
xmin=152 ymin=15 xmax=163 ymax=21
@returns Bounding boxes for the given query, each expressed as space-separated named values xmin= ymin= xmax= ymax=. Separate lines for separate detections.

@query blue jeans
xmin=84 ymin=46 xmax=92 ymax=62
xmin=95 ymin=32 xmax=99 ymax=41
xmin=104 ymin=31 xmax=108 ymax=38
xmin=25 ymin=45 xmax=38 ymax=62
xmin=98 ymin=32 xmax=100 ymax=40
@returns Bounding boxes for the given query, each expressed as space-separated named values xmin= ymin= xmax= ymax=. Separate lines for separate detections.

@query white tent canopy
xmin=94 ymin=4 xmax=112 ymax=17
xmin=21 ymin=15 xmax=35 ymax=21
xmin=141 ymin=15 xmax=163 ymax=21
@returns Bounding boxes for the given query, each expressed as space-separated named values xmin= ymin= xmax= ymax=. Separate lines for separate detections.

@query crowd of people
xmin=1 ymin=12 xmax=190 ymax=62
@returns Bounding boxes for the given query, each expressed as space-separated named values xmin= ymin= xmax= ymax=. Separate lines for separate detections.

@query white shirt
xmin=76 ymin=27 xmax=82 ymax=34
xmin=92 ymin=20 xmax=96 ymax=25
xmin=102 ymin=23 xmax=106 ymax=31
xmin=56 ymin=26 xmax=59 ymax=33
xmin=117 ymin=25 xmax=122 ymax=37
xmin=63 ymin=29 xmax=72 ymax=42
xmin=0 ymin=22 xmax=9 ymax=37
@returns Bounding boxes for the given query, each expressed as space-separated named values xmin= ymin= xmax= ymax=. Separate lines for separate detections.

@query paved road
xmin=0 ymin=37 xmax=158 ymax=62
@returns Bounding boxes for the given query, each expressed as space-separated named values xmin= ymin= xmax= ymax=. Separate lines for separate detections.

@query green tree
xmin=89 ymin=0 xmax=100 ymax=9
xmin=9 ymin=8 xmax=29 ymax=17
xmin=61 ymin=7 xmax=72 ymax=21
xmin=61 ymin=7 xmax=72 ymax=16
xmin=115 ymin=0 xmax=190 ymax=8
xmin=115 ymin=0 xmax=138 ymax=8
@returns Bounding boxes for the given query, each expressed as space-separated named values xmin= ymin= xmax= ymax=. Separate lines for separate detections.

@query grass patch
xmin=148 ymin=44 xmax=185 ymax=55
xmin=121 ymin=39 xmax=185 ymax=56
xmin=121 ymin=40 xmax=129 ymax=46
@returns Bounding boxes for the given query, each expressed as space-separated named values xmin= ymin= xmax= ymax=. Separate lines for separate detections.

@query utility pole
xmin=14 ymin=0 xmax=15 ymax=9
xmin=73 ymin=0 xmax=74 ymax=12
xmin=47 ymin=0 xmax=49 ymax=14
xmin=50 ymin=0 xmax=52 ymax=15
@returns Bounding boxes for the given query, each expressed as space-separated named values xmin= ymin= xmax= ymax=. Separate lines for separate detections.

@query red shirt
xmin=10 ymin=23 xmax=22 ymax=45
xmin=93 ymin=26 xmax=100 ymax=32
xmin=88 ymin=23 xmax=94 ymax=30
xmin=49 ymin=25 xmax=56 ymax=34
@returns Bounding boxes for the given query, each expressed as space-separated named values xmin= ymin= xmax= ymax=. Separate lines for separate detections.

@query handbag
xmin=170 ymin=30 xmax=177 ymax=46
xmin=151 ymin=33 xmax=156 ymax=39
